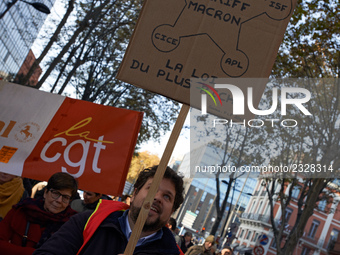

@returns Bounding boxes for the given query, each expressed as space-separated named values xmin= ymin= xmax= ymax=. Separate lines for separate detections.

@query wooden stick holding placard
xmin=123 ymin=104 xmax=190 ymax=255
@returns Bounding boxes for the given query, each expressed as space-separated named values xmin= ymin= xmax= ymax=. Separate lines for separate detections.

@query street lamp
xmin=21 ymin=0 xmax=50 ymax=14
xmin=0 ymin=0 xmax=50 ymax=19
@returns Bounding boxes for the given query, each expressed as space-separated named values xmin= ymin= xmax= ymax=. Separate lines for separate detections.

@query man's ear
xmin=130 ymin=188 xmax=137 ymax=203
xmin=166 ymin=211 xmax=175 ymax=223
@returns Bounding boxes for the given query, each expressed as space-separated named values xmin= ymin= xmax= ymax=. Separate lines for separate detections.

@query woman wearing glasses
xmin=0 ymin=172 xmax=78 ymax=255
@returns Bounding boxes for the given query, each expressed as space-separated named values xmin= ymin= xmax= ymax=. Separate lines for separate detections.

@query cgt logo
xmin=199 ymin=83 xmax=312 ymax=116
xmin=40 ymin=117 xmax=114 ymax=178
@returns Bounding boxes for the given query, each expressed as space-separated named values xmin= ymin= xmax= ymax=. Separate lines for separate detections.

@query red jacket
xmin=0 ymin=199 xmax=76 ymax=255
xmin=0 ymin=207 xmax=41 ymax=255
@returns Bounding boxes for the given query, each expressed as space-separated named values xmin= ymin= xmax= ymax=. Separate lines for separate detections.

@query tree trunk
xmin=275 ymin=179 xmax=328 ymax=255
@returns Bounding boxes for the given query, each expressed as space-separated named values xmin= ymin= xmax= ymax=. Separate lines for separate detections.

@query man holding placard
xmin=33 ymin=165 xmax=184 ymax=255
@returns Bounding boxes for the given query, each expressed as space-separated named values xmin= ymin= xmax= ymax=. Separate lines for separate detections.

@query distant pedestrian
xmin=120 ymin=194 xmax=131 ymax=205
xmin=71 ymin=190 xmax=102 ymax=213
xmin=185 ymin=235 xmax=215 ymax=255
xmin=168 ymin=217 xmax=182 ymax=247
xmin=180 ymin=232 xmax=194 ymax=253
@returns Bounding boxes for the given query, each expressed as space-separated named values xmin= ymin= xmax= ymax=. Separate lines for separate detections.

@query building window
xmin=257 ymin=200 xmax=263 ymax=214
xmin=318 ymin=200 xmax=327 ymax=211
xmin=239 ymin=229 xmax=244 ymax=238
xmin=291 ymin=185 xmax=301 ymax=199
xmin=252 ymin=233 xmax=259 ymax=242
xmin=271 ymin=238 xmax=277 ymax=249
xmin=246 ymin=231 xmax=252 ymax=240
xmin=284 ymin=208 xmax=293 ymax=222
xmin=201 ymin=191 xmax=207 ymax=201
xmin=264 ymin=202 xmax=270 ymax=216
xmin=301 ymin=247 xmax=310 ymax=255
xmin=308 ymin=220 xmax=320 ymax=239
xmin=328 ymin=229 xmax=340 ymax=250
xmin=249 ymin=200 xmax=256 ymax=213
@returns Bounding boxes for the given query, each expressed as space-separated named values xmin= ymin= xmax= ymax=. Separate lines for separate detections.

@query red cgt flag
xmin=0 ymin=81 xmax=143 ymax=196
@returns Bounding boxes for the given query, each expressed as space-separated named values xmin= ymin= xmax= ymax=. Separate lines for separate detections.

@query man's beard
xmin=129 ymin=202 xmax=166 ymax=232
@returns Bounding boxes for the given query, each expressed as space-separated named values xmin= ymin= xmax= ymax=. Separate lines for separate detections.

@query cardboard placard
xmin=0 ymin=81 xmax=143 ymax=196
xmin=117 ymin=0 xmax=297 ymax=118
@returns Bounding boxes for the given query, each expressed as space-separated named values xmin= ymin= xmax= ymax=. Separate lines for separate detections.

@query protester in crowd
xmin=220 ymin=246 xmax=233 ymax=255
xmin=71 ymin=190 xmax=102 ymax=212
xmin=120 ymin=194 xmax=131 ymax=205
xmin=0 ymin=172 xmax=78 ymax=255
xmin=175 ymin=227 xmax=180 ymax=235
xmin=168 ymin=217 xmax=182 ymax=247
xmin=33 ymin=165 xmax=185 ymax=255
xmin=180 ymin=232 xmax=194 ymax=253
xmin=0 ymin=172 xmax=28 ymax=221
xmin=185 ymin=235 xmax=215 ymax=255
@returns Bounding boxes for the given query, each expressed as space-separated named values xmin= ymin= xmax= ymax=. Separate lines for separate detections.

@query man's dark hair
xmin=133 ymin=165 xmax=184 ymax=211
xmin=168 ymin=217 xmax=177 ymax=231
xmin=46 ymin=172 xmax=78 ymax=198
xmin=223 ymin=245 xmax=232 ymax=251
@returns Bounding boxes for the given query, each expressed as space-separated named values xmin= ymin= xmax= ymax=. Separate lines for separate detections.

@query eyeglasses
xmin=49 ymin=189 xmax=71 ymax=203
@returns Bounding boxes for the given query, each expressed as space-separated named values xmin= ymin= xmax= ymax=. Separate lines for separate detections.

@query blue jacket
xmin=33 ymin=206 xmax=181 ymax=255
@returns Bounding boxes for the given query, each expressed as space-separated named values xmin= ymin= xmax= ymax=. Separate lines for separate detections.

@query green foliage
xmin=273 ymin=0 xmax=340 ymax=78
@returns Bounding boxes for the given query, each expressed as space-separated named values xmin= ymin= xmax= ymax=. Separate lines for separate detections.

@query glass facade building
xmin=177 ymin=144 xmax=257 ymax=235
xmin=0 ymin=0 xmax=55 ymax=78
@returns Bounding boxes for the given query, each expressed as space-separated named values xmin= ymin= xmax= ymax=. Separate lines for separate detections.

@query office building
xmin=176 ymin=143 xmax=257 ymax=236
xmin=0 ymin=0 xmax=54 ymax=79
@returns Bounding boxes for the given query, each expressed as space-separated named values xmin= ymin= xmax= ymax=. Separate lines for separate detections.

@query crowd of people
xmin=175 ymin=228 xmax=234 ymax=255
xmin=0 ymin=167 xmax=236 ymax=255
